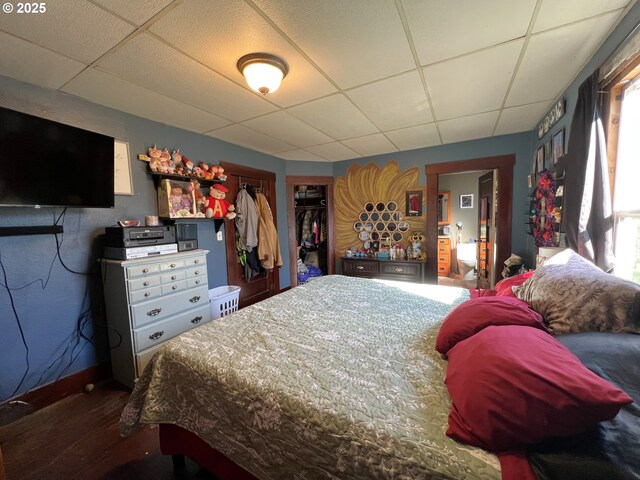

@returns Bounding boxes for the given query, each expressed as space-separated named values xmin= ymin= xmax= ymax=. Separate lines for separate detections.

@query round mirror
xmin=364 ymin=222 xmax=374 ymax=232
xmin=358 ymin=231 xmax=370 ymax=241
xmin=388 ymin=222 xmax=397 ymax=231
xmin=359 ymin=212 xmax=369 ymax=221
xmin=387 ymin=201 xmax=397 ymax=211
xmin=376 ymin=222 xmax=385 ymax=231
xmin=380 ymin=232 xmax=391 ymax=242
xmin=354 ymin=221 xmax=364 ymax=231
xmin=376 ymin=202 xmax=385 ymax=212
xmin=381 ymin=212 xmax=391 ymax=221
xmin=370 ymin=212 xmax=380 ymax=221
xmin=398 ymin=221 xmax=410 ymax=232
xmin=364 ymin=202 xmax=374 ymax=212
xmin=370 ymin=232 xmax=379 ymax=241
xmin=392 ymin=232 xmax=403 ymax=242
xmin=392 ymin=212 xmax=402 ymax=221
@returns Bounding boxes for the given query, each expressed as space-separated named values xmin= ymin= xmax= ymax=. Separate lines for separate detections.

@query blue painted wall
xmin=0 ymin=74 xmax=291 ymax=401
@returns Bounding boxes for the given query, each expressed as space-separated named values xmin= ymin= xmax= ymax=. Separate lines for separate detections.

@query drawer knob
xmin=170 ymin=263 xmax=176 ymax=268
xmin=142 ymin=268 xmax=149 ymax=273
xmin=171 ymin=275 xmax=176 ymax=280
xmin=189 ymin=295 xmax=201 ymax=303
xmin=191 ymin=316 xmax=203 ymax=324
xmin=194 ymin=259 xmax=199 ymax=264
xmin=194 ymin=270 xmax=199 ymax=275
xmin=148 ymin=331 xmax=164 ymax=341
xmin=143 ymin=281 xmax=149 ymax=286
xmin=195 ymin=280 xmax=200 ymax=285
xmin=439 ymin=257 xmax=445 ymax=261
xmin=144 ymin=292 xmax=150 ymax=297
xmin=356 ymin=265 xmax=364 ymax=270
xmin=172 ymin=285 xmax=177 ymax=290
xmin=146 ymin=307 xmax=162 ymax=317
xmin=394 ymin=267 xmax=404 ymax=272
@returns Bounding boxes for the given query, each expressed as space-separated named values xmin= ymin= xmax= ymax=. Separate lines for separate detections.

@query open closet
xmin=286 ymin=176 xmax=335 ymax=287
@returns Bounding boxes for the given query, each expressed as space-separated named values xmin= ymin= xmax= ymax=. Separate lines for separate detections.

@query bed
xmin=120 ymin=274 xmax=502 ymax=479
xmin=120 ymin=251 xmax=640 ymax=480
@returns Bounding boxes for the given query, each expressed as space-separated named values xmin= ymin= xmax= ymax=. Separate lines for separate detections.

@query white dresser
xmin=101 ymin=249 xmax=211 ymax=389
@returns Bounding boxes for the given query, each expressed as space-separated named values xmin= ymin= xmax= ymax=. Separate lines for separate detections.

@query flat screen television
xmin=0 ymin=106 xmax=115 ymax=208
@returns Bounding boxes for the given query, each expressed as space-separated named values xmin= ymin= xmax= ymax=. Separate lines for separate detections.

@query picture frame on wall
xmin=553 ymin=128 xmax=565 ymax=165
xmin=536 ymin=146 xmax=544 ymax=172
xmin=114 ymin=140 xmax=133 ymax=195
xmin=544 ymin=139 xmax=552 ymax=161
xmin=460 ymin=193 xmax=474 ymax=209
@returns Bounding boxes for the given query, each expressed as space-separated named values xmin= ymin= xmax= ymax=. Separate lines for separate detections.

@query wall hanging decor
xmin=460 ymin=194 xmax=474 ymax=209
xmin=529 ymin=169 xmax=561 ymax=247
xmin=537 ymin=98 xmax=566 ymax=139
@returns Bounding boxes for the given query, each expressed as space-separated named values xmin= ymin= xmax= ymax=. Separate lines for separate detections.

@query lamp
xmin=237 ymin=53 xmax=289 ymax=95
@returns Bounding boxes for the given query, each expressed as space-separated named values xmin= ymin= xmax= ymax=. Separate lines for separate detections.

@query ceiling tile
xmin=0 ymin=32 xmax=86 ymax=89
xmin=306 ymin=142 xmax=361 ymax=161
xmin=346 ymin=71 xmax=433 ymax=131
xmin=242 ymin=111 xmax=332 ymax=148
xmin=403 ymin=0 xmax=536 ymax=65
xmin=206 ymin=124 xmax=294 ymax=154
xmin=507 ymin=12 xmax=619 ymax=106
xmin=93 ymin=0 xmax=174 ymax=26
xmin=0 ymin=0 xmax=135 ymax=63
xmin=385 ymin=123 xmax=441 ymax=151
xmin=534 ymin=0 xmax=629 ymax=33
xmin=275 ymin=149 xmax=326 ymax=161
xmin=289 ymin=94 xmax=378 ymax=140
xmin=98 ymin=33 xmax=277 ymax=122
xmin=426 ymin=40 xmax=523 ymax=120
xmin=62 ymin=68 xmax=231 ymax=133
xmin=341 ymin=134 xmax=398 ymax=157
xmin=148 ymin=0 xmax=336 ymax=108
xmin=494 ymin=101 xmax=551 ymax=136
xmin=438 ymin=111 xmax=499 ymax=144
xmin=252 ymin=0 xmax=415 ymax=89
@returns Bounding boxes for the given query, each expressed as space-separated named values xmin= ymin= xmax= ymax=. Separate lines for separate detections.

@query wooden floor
xmin=0 ymin=381 xmax=214 ymax=480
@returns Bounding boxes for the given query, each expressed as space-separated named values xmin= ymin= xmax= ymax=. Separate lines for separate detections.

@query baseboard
xmin=2 ymin=362 xmax=111 ymax=413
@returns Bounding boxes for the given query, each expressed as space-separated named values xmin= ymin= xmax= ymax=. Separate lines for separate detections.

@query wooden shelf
xmin=150 ymin=172 xmax=222 ymax=187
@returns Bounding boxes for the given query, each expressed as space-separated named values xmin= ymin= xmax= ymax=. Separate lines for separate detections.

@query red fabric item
xmin=494 ymin=271 xmax=535 ymax=297
xmin=445 ymin=326 xmax=633 ymax=452
xmin=435 ymin=296 xmax=546 ymax=355
xmin=498 ymin=451 xmax=537 ymax=480
xmin=469 ymin=288 xmax=497 ymax=298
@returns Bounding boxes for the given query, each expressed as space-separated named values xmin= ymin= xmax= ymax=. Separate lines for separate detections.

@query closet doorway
xmin=221 ymin=162 xmax=280 ymax=307
xmin=286 ymin=176 xmax=335 ymax=288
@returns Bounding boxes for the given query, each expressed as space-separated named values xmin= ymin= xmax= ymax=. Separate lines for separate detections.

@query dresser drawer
xmin=185 ymin=254 xmax=206 ymax=268
xmin=187 ymin=276 xmax=207 ymax=288
xmin=126 ymin=263 xmax=160 ymax=278
xmin=186 ymin=266 xmax=206 ymax=278
xmin=437 ymin=237 xmax=451 ymax=246
xmin=342 ymin=259 xmax=378 ymax=277
xmin=133 ymin=303 xmax=211 ymax=352
xmin=135 ymin=345 xmax=162 ymax=378
xmin=128 ymin=275 xmax=161 ymax=291
xmin=159 ymin=258 xmax=186 ymax=272
xmin=379 ymin=261 xmax=423 ymax=282
xmin=161 ymin=280 xmax=188 ymax=295
xmin=437 ymin=253 xmax=450 ymax=266
xmin=129 ymin=285 xmax=162 ymax=304
xmin=161 ymin=270 xmax=187 ymax=284
xmin=438 ymin=264 xmax=450 ymax=276
xmin=130 ymin=285 xmax=209 ymax=328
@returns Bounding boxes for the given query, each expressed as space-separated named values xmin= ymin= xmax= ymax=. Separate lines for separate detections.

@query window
xmin=606 ymin=60 xmax=640 ymax=283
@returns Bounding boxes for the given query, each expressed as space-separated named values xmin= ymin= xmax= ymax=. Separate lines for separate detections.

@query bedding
xmin=120 ymin=275 xmax=501 ymax=479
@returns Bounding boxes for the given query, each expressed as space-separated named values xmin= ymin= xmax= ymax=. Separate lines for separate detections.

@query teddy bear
xmin=204 ymin=184 xmax=236 ymax=219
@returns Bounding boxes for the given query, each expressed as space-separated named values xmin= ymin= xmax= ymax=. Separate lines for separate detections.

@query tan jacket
xmin=255 ymin=193 xmax=282 ymax=270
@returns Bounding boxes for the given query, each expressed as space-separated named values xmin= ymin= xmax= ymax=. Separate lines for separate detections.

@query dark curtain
xmin=563 ymin=70 xmax=615 ymax=272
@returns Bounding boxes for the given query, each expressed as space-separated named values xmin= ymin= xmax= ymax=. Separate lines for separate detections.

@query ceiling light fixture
xmin=237 ymin=53 xmax=289 ymax=95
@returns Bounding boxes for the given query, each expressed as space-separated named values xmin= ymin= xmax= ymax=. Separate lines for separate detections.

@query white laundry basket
xmin=209 ymin=285 xmax=241 ymax=319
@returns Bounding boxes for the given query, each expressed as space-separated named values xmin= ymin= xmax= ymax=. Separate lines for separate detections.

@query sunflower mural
xmin=334 ymin=161 xmax=425 ymax=255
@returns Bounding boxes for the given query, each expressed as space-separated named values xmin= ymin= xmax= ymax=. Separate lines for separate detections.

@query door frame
xmin=425 ymin=155 xmax=514 ymax=285
xmin=286 ymin=176 xmax=335 ymax=288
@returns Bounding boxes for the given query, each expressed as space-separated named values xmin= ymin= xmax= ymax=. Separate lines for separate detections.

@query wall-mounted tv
xmin=0 ymin=106 xmax=115 ymax=208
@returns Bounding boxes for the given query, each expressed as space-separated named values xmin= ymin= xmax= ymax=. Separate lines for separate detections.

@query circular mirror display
xmin=370 ymin=232 xmax=379 ymax=241
xmin=358 ymin=231 xmax=370 ymax=241
xmin=376 ymin=202 xmax=385 ymax=212
xmin=380 ymin=232 xmax=391 ymax=242
xmin=376 ymin=222 xmax=385 ymax=231
xmin=364 ymin=202 xmax=374 ymax=212
xmin=398 ymin=221 xmax=410 ymax=232
xmin=359 ymin=212 xmax=369 ymax=221
xmin=354 ymin=221 xmax=364 ymax=231
xmin=392 ymin=212 xmax=402 ymax=221
xmin=381 ymin=212 xmax=391 ymax=221
xmin=387 ymin=201 xmax=397 ymax=211
xmin=370 ymin=212 xmax=380 ymax=221
xmin=392 ymin=232 xmax=403 ymax=242
xmin=388 ymin=222 xmax=397 ymax=231
xmin=364 ymin=222 xmax=374 ymax=232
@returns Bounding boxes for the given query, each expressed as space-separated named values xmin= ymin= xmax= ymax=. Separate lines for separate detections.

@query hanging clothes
xmin=255 ymin=192 xmax=282 ymax=270
xmin=234 ymin=187 xmax=259 ymax=251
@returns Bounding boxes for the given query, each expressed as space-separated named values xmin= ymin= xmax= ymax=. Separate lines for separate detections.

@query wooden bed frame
xmin=159 ymin=424 xmax=257 ymax=480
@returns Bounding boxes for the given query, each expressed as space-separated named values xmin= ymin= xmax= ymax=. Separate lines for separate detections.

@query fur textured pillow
xmin=514 ymin=249 xmax=640 ymax=334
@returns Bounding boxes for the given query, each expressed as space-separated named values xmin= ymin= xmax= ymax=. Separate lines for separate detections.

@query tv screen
xmin=0 ymin=106 xmax=115 ymax=208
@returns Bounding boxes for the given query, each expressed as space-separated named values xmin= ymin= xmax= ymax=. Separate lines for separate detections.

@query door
xmin=221 ymin=162 xmax=280 ymax=308
xmin=477 ymin=171 xmax=494 ymax=289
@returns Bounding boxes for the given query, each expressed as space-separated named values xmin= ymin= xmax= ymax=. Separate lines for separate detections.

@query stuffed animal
xmin=182 ymin=156 xmax=195 ymax=174
xmin=204 ymin=184 xmax=236 ymax=219
xmin=191 ymin=180 xmax=205 ymax=212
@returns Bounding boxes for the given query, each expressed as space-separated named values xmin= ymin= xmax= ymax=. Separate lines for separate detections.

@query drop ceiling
xmin=0 ymin=0 xmax=636 ymax=161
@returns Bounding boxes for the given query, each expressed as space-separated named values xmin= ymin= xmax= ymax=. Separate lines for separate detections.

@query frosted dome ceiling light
xmin=237 ymin=53 xmax=289 ymax=95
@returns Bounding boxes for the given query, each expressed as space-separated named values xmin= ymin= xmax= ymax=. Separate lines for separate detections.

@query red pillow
xmin=469 ymin=288 xmax=497 ymax=299
xmin=445 ymin=326 xmax=633 ymax=452
xmin=494 ymin=271 xmax=534 ymax=297
xmin=435 ymin=296 xmax=546 ymax=355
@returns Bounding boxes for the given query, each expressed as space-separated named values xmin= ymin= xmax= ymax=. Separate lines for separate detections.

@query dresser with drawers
xmin=437 ymin=237 xmax=451 ymax=276
xmin=342 ymin=257 xmax=425 ymax=283
xmin=101 ymin=249 xmax=211 ymax=388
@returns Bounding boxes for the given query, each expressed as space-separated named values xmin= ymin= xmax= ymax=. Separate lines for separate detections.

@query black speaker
xmin=175 ymin=223 xmax=198 ymax=251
